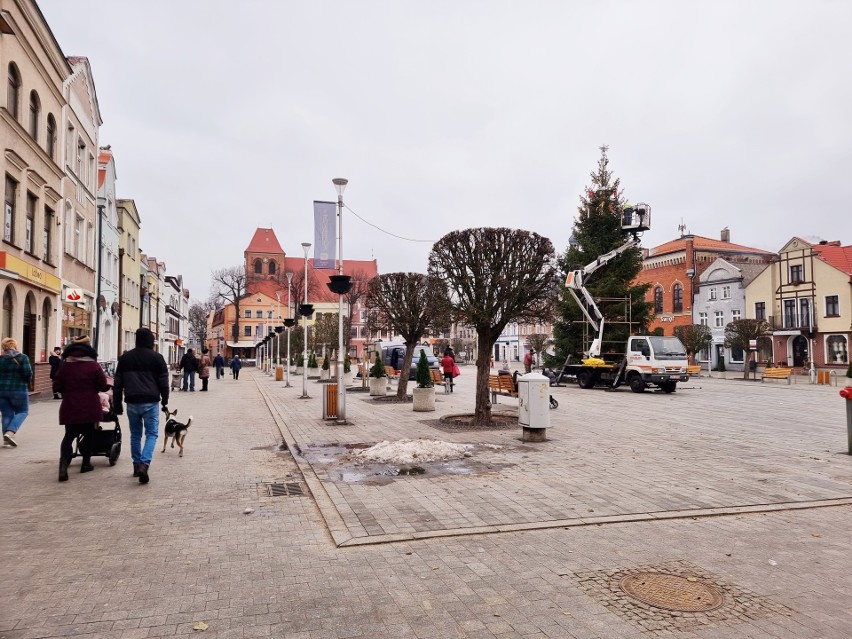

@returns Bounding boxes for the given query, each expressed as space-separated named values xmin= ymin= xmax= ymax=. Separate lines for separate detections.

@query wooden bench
xmin=687 ymin=365 xmax=701 ymax=376
xmin=762 ymin=368 xmax=792 ymax=384
xmin=430 ymin=369 xmax=450 ymax=392
xmin=489 ymin=374 xmax=518 ymax=403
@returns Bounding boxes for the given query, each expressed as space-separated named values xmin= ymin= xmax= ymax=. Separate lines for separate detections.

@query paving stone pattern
xmin=0 ymin=368 xmax=851 ymax=638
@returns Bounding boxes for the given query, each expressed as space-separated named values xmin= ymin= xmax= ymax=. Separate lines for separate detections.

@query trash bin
xmin=841 ymin=386 xmax=852 ymax=454
xmin=275 ymin=366 xmax=283 ymax=381
xmin=323 ymin=383 xmax=338 ymax=420
xmin=518 ymin=372 xmax=550 ymax=442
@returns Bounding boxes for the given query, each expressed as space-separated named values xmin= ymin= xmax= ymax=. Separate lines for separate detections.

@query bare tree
xmin=188 ymin=298 xmax=215 ymax=349
xmin=526 ymin=333 xmax=550 ymax=367
xmin=724 ymin=319 xmax=772 ymax=379
xmin=210 ymin=266 xmax=246 ymax=343
xmin=428 ymin=228 xmax=556 ymax=424
xmin=366 ymin=273 xmax=450 ymax=399
xmin=290 ymin=269 xmax=321 ymax=310
xmin=674 ymin=324 xmax=713 ymax=366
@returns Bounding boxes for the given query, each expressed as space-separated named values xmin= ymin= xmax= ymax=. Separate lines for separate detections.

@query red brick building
xmin=636 ymin=229 xmax=775 ymax=335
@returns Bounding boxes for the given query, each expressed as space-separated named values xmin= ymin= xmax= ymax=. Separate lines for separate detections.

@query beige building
xmin=59 ymin=56 xmax=101 ymax=344
xmin=0 ymin=1 xmax=67 ymax=393
xmin=116 ymin=198 xmax=140 ymax=354
xmin=746 ymin=237 xmax=851 ymax=370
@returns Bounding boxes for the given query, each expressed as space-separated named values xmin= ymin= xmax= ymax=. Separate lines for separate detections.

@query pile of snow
xmin=351 ymin=439 xmax=472 ymax=465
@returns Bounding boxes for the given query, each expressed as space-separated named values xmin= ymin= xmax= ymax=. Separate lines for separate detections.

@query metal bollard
xmin=841 ymin=386 xmax=852 ymax=455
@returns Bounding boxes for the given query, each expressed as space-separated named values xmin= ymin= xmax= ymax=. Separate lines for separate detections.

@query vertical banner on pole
xmin=313 ymin=201 xmax=336 ymax=269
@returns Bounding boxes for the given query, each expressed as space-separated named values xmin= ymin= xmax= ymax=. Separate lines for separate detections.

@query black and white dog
xmin=161 ymin=407 xmax=191 ymax=457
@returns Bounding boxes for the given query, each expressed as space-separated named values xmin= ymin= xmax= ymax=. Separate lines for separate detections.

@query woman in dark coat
xmin=53 ymin=336 xmax=109 ymax=481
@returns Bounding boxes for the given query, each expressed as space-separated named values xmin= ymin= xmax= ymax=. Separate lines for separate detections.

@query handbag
xmin=452 ymin=364 xmax=460 ymax=378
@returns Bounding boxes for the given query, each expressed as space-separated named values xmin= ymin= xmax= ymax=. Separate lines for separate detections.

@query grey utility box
xmin=518 ymin=372 xmax=550 ymax=442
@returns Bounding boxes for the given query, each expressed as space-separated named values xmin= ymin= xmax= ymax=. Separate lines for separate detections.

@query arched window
xmin=1 ymin=287 xmax=13 ymax=337
xmin=46 ymin=114 xmax=56 ymax=159
xmin=42 ymin=298 xmax=52 ymax=355
xmin=268 ymin=260 xmax=276 ymax=275
xmin=254 ymin=259 xmax=262 ymax=274
xmin=28 ymin=90 xmax=40 ymax=140
xmin=7 ymin=63 xmax=21 ymax=119
xmin=673 ymin=283 xmax=683 ymax=313
xmin=654 ymin=286 xmax=663 ymax=313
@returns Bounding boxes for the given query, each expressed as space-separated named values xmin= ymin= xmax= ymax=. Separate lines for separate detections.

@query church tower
xmin=245 ymin=228 xmax=285 ymax=294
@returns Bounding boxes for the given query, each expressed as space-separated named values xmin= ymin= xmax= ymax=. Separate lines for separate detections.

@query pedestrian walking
xmin=213 ymin=352 xmax=225 ymax=379
xmin=53 ymin=337 xmax=109 ymax=481
xmin=113 ymin=327 xmax=170 ymax=484
xmin=179 ymin=348 xmax=199 ymax=391
xmin=198 ymin=349 xmax=212 ymax=391
xmin=0 ymin=337 xmax=32 ymax=448
xmin=49 ymin=346 xmax=62 ymax=399
xmin=441 ymin=348 xmax=455 ymax=393
xmin=524 ymin=349 xmax=534 ymax=374
xmin=230 ymin=354 xmax=242 ymax=380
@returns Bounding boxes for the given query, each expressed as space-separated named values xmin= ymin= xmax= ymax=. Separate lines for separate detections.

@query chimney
xmin=721 ymin=227 xmax=730 ymax=243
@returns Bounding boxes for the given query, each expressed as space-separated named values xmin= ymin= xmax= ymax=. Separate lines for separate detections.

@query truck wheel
xmin=660 ymin=381 xmax=677 ymax=393
xmin=577 ymin=370 xmax=595 ymax=389
xmin=628 ymin=374 xmax=645 ymax=393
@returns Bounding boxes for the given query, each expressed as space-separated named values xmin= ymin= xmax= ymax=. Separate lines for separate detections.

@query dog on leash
xmin=161 ymin=406 xmax=191 ymax=457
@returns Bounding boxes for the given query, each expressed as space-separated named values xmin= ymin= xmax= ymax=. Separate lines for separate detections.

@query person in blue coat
xmin=230 ymin=355 xmax=242 ymax=380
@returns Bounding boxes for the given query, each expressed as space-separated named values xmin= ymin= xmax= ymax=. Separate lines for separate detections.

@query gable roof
xmin=648 ymin=234 xmax=775 ymax=258
xmin=813 ymin=243 xmax=852 ymax=276
xmin=245 ymin=228 xmax=284 ymax=255
xmin=247 ymin=258 xmax=379 ymax=304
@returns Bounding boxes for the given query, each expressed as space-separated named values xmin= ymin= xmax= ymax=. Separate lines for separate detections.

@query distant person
xmin=441 ymin=349 xmax=455 ymax=393
xmin=179 ymin=348 xmax=199 ymax=392
xmin=49 ymin=346 xmax=62 ymax=399
xmin=0 ymin=337 xmax=32 ymax=448
xmin=198 ymin=349 xmax=212 ymax=392
xmin=524 ymin=349 xmax=535 ymax=374
xmin=53 ymin=336 xmax=109 ymax=481
xmin=113 ymin=327 xmax=170 ymax=484
xmin=230 ymin=355 xmax=242 ymax=380
xmin=213 ymin=352 xmax=225 ymax=379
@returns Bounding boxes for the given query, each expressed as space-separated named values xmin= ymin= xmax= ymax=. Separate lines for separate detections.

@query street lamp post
xmin=285 ymin=272 xmax=294 ymax=387
xmin=300 ymin=242 xmax=311 ymax=399
xmin=333 ymin=178 xmax=348 ymax=422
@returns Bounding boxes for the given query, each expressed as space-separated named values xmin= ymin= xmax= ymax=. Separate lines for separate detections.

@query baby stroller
xmin=71 ymin=377 xmax=122 ymax=466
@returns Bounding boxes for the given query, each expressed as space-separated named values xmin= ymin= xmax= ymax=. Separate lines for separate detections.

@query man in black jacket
xmin=48 ymin=347 xmax=62 ymax=399
xmin=113 ymin=327 xmax=169 ymax=484
xmin=179 ymin=348 xmax=199 ymax=392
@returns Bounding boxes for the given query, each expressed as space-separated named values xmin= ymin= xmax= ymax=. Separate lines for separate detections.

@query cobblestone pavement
xmin=1 ymin=367 xmax=850 ymax=638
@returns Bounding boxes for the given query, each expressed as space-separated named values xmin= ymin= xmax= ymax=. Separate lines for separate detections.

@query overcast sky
xmin=40 ymin=1 xmax=850 ymax=299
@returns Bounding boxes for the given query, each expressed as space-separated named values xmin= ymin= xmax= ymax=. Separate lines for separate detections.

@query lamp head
xmin=332 ymin=178 xmax=348 ymax=197
xmin=301 ymin=242 xmax=311 ymax=257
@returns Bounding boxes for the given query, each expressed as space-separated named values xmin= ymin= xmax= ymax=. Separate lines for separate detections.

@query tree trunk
xmin=396 ymin=344 xmax=416 ymax=399
xmin=474 ymin=333 xmax=494 ymax=424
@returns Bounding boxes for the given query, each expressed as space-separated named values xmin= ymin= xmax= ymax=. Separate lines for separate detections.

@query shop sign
xmin=0 ymin=251 xmax=61 ymax=293
xmin=64 ymin=288 xmax=83 ymax=302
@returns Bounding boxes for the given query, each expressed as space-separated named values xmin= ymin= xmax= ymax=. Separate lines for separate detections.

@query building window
xmin=755 ymin=302 xmax=766 ymax=320
xmin=25 ymin=193 xmax=35 ymax=253
xmin=698 ymin=347 xmax=710 ymax=362
xmin=4 ymin=175 xmax=16 ymax=243
xmin=826 ymin=335 xmax=848 ymax=365
xmin=783 ymin=299 xmax=796 ymax=328
xmin=800 ymin=298 xmax=811 ymax=329
xmin=76 ymin=139 xmax=85 ymax=179
xmin=825 ymin=295 xmax=839 ymax=317
xmin=255 ymin=310 xmax=262 ymax=318
xmin=722 ymin=285 xmax=731 ymax=300
xmin=699 ymin=312 xmax=708 ymax=326
xmin=269 ymin=260 xmax=276 ymax=275
xmin=255 ymin=324 xmax=262 ymax=336
xmin=714 ymin=311 xmax=724 ymax=327
xmin=75 ymin=215 xmax=84 ymax=259
xmin=790 ymin=264 xmax=804 ymax=284
xmin=244 ymin=309 xmax=251 ymax=318
xmin=673 ymin=283 xmax=683 ymax=313
xmin=244 ymin=326 xmax=251 ymax=337
xmin=708 ymin=287 xmax=717 ymax=301
xmin=46 ymin=114 xmax=56 ymax=159
xmin=43 ymin=207 xmax=53 ymax=262
xmin=267 ymin=310 xmax=273 ymax=319
xmin=730 ymin=347 xmax=744 ymax=362
xmin=28 ymin=91 xmax=40 ymax=140
xmin=254 ymin=259 xmax=262 ymax=274
xmin=731 ymin=309 xmax=741 ymax=321
xmin=7 ymin=64 xmax=20 ymax=119
xmin=654 ymin=286 xmax=663 ymax=313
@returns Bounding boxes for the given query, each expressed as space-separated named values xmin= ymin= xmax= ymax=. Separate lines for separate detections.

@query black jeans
xmin=61 ymin=423 xmax=96 ymax=461
xmin=201 ymin=377 xmax=209 ymax=391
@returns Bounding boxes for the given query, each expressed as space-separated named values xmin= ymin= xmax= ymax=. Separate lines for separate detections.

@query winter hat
xmin=73 ymin=335 xmax=91 ymax=345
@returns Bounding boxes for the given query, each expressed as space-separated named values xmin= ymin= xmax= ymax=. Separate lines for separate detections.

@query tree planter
xmin=308 ymin=367 xmax=319 ymax=379
xmin=412 ymin=386 xmax=435 ymax=412
xmin=342 ymin=371 xmax=353 ymax=387
xmin=369 ymin=377 xmax=387 ymax=396
xmin=295 ymin=366 xmax=304 ymax=376
xmin=320 ymin=369 xmax=330 ymax=381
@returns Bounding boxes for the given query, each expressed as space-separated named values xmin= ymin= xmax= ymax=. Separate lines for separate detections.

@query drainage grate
xmin=266 ymin=482 xmax=304 ymax=497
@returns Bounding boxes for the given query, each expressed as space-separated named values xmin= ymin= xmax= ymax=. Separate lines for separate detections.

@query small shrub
xmin=308 ymin=353 xmax=318 ymax=369
xmin=296 ymin=353 xmax=304 ymax=367
xmin=344 ymin=353 xmax=351 ymax=374
xmin=415 ymin=349 xmax=433 ymax=388
xmin=321 ymin=355 xmax=330 ymax=370
xmin=371 ymin=351 xmax=386 ymax=378
xmin=717 ymin=359 xmax=726 ymax=372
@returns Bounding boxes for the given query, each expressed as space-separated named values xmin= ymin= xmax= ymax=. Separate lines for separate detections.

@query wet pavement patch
xmin=574 ymin=560 xmax=792 ymax=634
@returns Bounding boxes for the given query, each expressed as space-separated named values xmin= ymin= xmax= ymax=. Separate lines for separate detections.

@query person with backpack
xmin=0 ymin=337 xmax=32 ymax=448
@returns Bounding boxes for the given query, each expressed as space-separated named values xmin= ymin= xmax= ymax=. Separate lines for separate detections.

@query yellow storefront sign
xmin=0 ymin=252 xmax=61 ymax=293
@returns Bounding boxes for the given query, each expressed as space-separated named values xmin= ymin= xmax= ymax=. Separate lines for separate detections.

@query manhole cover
xmin=619 ymin=572 xmax=725 ymax=612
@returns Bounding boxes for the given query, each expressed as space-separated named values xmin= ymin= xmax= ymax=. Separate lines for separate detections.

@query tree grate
xmin=265 ymin=482 xmax=304 ymax=497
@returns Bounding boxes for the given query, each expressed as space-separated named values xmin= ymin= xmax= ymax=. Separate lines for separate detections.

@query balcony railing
xmin=766 ymin=314 xmax=818 ymax=332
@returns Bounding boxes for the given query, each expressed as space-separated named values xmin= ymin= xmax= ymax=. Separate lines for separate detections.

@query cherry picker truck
xmin=556 ymin=202 xmax=690 ymax=393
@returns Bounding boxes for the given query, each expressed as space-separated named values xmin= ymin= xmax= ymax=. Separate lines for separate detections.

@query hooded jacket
xmin=0 ymin=348 xmax=32 ymax=392
xmin=53 ymin=343 xmax=109 ymax=424
xmin=113 ymin=328 xmax=170 ymax=406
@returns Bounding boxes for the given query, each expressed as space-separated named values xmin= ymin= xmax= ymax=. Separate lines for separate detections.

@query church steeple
xmin=245 ymin=228 xmax=285 ymax=292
